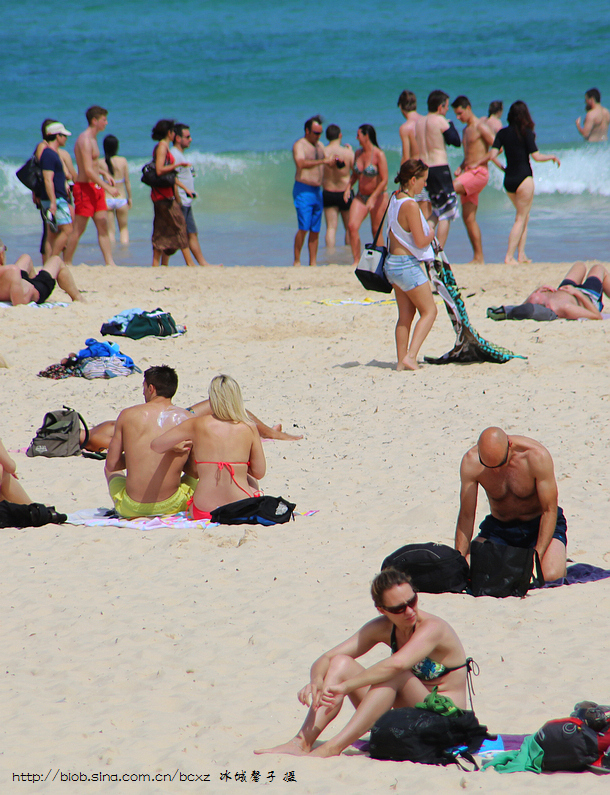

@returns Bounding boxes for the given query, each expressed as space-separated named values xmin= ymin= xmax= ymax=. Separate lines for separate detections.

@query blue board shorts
xmin=293 ymin=181 xmax=323 ymax=233
xmin=477 ymin=506 xmax=567 ymax=548
xmin=40 ymin=197 xmax=72 ymax=227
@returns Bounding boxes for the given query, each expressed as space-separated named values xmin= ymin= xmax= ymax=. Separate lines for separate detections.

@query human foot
xmin=504 ymin=257 xmax=519 ymax=265
xmin=465 ymin=258 xmax=485 ymax=265
xmin=254 ymin=738 xmax=310 ymax=756
xmin=308 ymin=742 xmax=342 ymax=758
xmin=518 ymin=255 xmax=532 ymax=264
xmin=397 ymin=355 xmax=420 ymax=371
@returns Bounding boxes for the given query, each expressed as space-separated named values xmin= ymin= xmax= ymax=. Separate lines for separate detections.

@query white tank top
xmin=387 ymin=194 xmax=433 ymax=261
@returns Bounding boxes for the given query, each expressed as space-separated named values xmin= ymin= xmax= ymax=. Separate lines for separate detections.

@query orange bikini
xmin=188 ymin=461 xmax=261 ymax=520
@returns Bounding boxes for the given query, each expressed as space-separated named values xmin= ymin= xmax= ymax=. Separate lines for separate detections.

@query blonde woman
xmin=151 ymin=375 xmax=266 ymax=519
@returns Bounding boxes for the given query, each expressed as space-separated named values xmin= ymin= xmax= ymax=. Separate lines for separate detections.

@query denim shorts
xmin=383 ymin=253 xmax=428 ymax=292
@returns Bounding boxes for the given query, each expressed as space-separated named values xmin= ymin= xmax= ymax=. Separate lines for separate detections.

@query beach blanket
xmin=66 ymin=507 xmax=318 ymax=529
xmin=425 ymin=246 xmax=526 ymax=365
xmin=545 ymin=563 xmax=610 ymax=587
xmin=0 ymin=300 xmax=69 ymax=309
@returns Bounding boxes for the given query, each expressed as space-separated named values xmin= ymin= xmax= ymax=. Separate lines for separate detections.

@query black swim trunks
xmin=426 ymin=165 xmax=459 ymax=222
xmin=558 ymin=276 xmax=604 ymax=311
xmin=477 ymin=506 xmax=567 ymax=549
xmin=323 ymin=189 xmax=353 ymax=212
xmin=20 ymin=269 xmax=56 ymax=304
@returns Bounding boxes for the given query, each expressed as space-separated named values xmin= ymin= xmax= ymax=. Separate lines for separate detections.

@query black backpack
xmin=369 ymin=707 xmax=494 ymax=766
xmin=210 ymin=496 xmax=296 ymax=526
xmin=0 ymin=501 xmax=67 ymax=528
xmin=381 ymin=542 xmax=469 ymax=594
xmin=535 ymin=718 xmax=602 ymax=771
xmin=26 ymin=406 xmax=89 ymax=458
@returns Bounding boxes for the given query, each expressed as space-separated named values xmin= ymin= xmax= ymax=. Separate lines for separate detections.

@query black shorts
xmin=323 ymin=189 xmax=353 ymax=212
xmin=21 ymin=270 xmax=56 ymax=304
xmin=477 ymin=506 xmax=567 ymax=549
xmin=426 ymin=165 xmax=459 ymax=221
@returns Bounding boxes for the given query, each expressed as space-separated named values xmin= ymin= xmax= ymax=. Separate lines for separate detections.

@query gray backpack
xmin=26 ymin=406 xmax=89 ymax=458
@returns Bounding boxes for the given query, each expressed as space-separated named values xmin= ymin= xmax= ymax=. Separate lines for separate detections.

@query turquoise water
xmin=1 ymin=0 xmax=609 ymax=265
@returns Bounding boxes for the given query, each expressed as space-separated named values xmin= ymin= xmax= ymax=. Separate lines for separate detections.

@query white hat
xmin=45 ymin=122 xmax=71 ymax=136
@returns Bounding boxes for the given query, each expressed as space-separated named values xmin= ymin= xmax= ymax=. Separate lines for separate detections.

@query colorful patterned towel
xmin=66 ymin=507 xmax=318 ymax=529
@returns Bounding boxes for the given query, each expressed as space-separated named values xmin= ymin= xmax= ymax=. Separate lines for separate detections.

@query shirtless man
xmin=455 ymin=426 xmax=567 ymax=582
xmin=415 ymin=90 xmax=461 ymax=248
xmin=64 ymin=106 xmax=119 ymax=267
xmin=451 ymin=96 xmax=497 ymax=264
xmin=525 ymin=262 xmax=610 ymax=320
xmin=322 ymin=125 xmax=354 ymax=249
xmin=292 ymin=115 xmax=334 ymax=266
xmin=576 ymin=88 xmax=610 ymax=142
xmin=0 ymin=244 xmax=83 ymax=305
xmin=486 ymin=101 xmax=503 ymax=136
xmin=104 ymin=366 xmax=198 ymax=518
xmin=397 ymin=90 xmax=420 ymax=164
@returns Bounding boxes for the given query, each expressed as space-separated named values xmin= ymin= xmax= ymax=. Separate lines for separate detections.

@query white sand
xmin=1 ymin=261 xmax=609 ymax=793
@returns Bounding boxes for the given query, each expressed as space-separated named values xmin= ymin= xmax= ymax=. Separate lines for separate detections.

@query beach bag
xmin=535 ymin=718 xmax=602 ymax=771
xmin=210 ymin=495 xmax=296 ymax=526
xmin=469 ymin=540 xmax=544 ymax=597
xmin=381 ymin=542 xmax=469 ymax=594
xmin=16 ymin=154 xmax=43 ymax=196
xmin=369 ymin=707 xmax=493 ymax=766
xmin=0 ymin=501 xmax=67 ymax=528
xmin=354 ymin=192 xmax=393 ymax=293
xmin=26 ymin=406 xmax=89 ymax=458
xmin=123 ymin=309 xmax=178 ymax=340
xmin=141 ymin=161 xmax=176 ymax=188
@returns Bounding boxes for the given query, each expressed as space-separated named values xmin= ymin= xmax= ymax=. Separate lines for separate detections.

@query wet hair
xmin=358 ymin=124 xmax=379 ymax=147
xmin=397 ymin=90 xmax=417 ymax=112
xmin=304 ymin=115 xmax=323 ymax=134
xmin=326 ymin=124 xmax=341 ymax=142
xmin=144 ymin=365 xmax=178 ymax=398
xmin=86 ymin=105 xmax=108 ymax=124
xmin=41 ymin=118 xmax=57 ymax=141
xmin=507 ymin=100 xmax=535 ymax=137
xmin=208 ymin=374 xmax=249 ymax=424
xmin=488 ymin=100 xmax=503 ymax=116
xmin=394 ymin=158 xmax=428 ymax=185
xmin=451 ymin=95 xmax=471 ymax=110
xmin=427 ymin=90 xmax=449 ymax=112
xmin=371 ymin=568 xmax=415 ymax=607
xmin=586 ymin=88 xmax=601 ymax=103
xmin=103 ymin=135 xmax=119 ymax=176
xmin=174 ymin=123 xmax=190 ymax=138
xmin=151 ymin=119 xmax=176 ymax=141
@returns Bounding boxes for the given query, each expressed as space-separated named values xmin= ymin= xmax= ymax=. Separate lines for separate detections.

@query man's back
xmin=587 ymin=104 xmax=610 ymax=141
xmin=114 ymin=402 xmax=190 ymax=503
xmin=417 ymin=113 xmax=450 ymax=166
xmin=323 ymin=142 xmax=353 ymax=191
xmin=399 ymin=112 xmax=420 ymax=163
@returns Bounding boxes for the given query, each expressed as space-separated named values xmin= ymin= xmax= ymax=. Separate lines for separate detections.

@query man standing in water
xmin=292 ymin=115 xmax=334 ymax=266
xmin=64 ymin=106 xmax=119 ymax=267
xmin=451 ymin=96 xmax=496 ymax=264
xmin=397 ymin=89 xmax=420 ymax=164
xmin=415 ymin=91 xmax=461 ymax=249
xmin=575 ymin=88 xmax=610 ymax=142
xmin=322 ymin=124 xmax=354 ymax=249
xmin=486 ymin=101 xmax=504 ymax=136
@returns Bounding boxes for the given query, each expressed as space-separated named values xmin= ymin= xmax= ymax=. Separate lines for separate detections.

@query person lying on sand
xmin=151 ymin=375 xmax=265 ymax=519
xmin=0 ymin=245 xmax=83 ymax=305
xmin=0 ymin=437 xmax=32 ymax=504
xmin=455 ymin=426 xmax=567 ymax=581
xmin=104 ymin=365 xmax=197 ymax=518
xmin=255 ymin=568 xmax=472 ymax=758
xmin=525 ymin=262 xmax=609 ymax=320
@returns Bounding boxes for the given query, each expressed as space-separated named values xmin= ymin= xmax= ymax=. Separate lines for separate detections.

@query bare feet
xmin=518 ymin=256 xmax=532 ymax=264
xmin=268 ymin=424 xmax=303 ymax=441
xmin=293 ymin=260 xmax=301 ymax=267
xmin=308 ymin=742 xmax=342 ymax=758
xmin=254 ymin=738 xmax=310 ymax=756
xmin=504 ymin=257 xmax=519 ymax=265
xmin=397 ymin=355 xmax=420 ymax=371
xmin=465 ymin=258 xmax=485 ymax=265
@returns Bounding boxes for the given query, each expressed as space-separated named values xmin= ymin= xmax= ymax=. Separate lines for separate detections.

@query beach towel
xmin=545 ymin=563 xmax=610 ymax=587
xmin=65 ymin=507 xmax=318 ymax=530
xmin=425 ymin=246 xmax=526 ymax=364
xmin=0 ymin=300 xmax=69 ymax=309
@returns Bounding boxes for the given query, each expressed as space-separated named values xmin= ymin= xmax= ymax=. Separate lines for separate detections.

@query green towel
xmin=482 ymin=734 xmax=544 ymax=773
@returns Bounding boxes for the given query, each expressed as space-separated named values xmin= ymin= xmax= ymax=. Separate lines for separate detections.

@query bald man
xmin=455 ymin=427 xmax=567 ymax=582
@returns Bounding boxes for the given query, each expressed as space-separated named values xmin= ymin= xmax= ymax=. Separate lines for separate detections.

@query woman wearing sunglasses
xmin=256 ymin=567 xmax=473 ymax=758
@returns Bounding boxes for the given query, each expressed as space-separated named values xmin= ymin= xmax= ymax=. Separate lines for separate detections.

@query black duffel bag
xmin=469 ymin=540 xmax=544 ymax=597
xmin=210 ymin=495 xmax=296 ymax=526
xmin=381 ymin=542 xmax=469 ymax=594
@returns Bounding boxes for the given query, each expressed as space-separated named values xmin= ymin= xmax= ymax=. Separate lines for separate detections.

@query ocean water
xmin=1 ymin=0 xmax=609 ymax=266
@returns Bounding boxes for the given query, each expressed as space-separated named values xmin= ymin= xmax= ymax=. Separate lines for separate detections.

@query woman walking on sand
xmin=479 ymin=101 xmax=560 ymax=265
xmin=103 ymin=135 xmax=132 ymax=244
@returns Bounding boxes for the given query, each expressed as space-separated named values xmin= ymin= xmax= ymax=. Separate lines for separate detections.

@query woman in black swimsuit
xmin=482 ymin=101 xmax=560 ymax=265
xmin=255 ymin=568 xmax=472 ymax=758
xmin=343 ymin=124 xmax=388 ymax=267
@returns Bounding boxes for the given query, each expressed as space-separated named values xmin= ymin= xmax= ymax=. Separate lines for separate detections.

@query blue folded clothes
xmin=77 ymin=338 xmax=136 ymax=369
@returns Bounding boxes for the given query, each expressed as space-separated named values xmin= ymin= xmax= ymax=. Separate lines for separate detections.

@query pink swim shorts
xmin=455 ymin=166 xmax=489 ymax=206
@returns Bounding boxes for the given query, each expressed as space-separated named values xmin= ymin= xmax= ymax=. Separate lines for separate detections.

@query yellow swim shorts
xmin=108 ymin=475 xmax=198 ymax=518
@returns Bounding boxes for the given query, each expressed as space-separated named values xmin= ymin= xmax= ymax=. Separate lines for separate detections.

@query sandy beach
xmin=1 ymin=260 xmax=609 ymax=793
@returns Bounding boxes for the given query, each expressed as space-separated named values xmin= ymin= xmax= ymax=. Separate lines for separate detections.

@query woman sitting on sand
xmin=151 ymin=374 xmax=266 ymax=519
xmin=256 ymin=568 xmax=474 ymax=758
xmin=383 ymin=159 xmax=437 ymax=371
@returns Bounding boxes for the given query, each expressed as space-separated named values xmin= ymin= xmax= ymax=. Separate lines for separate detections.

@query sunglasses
xmin=478 ymin=443 xmax=509 ymax=469
xmin=381 ymin=593 xmax=418 ymax=614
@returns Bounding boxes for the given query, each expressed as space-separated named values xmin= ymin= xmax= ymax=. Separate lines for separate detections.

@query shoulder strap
xmin=371 ymin=191 xmax=396 ymax=247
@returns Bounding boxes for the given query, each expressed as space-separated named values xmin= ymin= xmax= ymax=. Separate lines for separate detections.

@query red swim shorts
xmin=73 ymin=182 xmax=107 ymax=217
xmin=455 ymin=166 xmax=489 ymax=206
